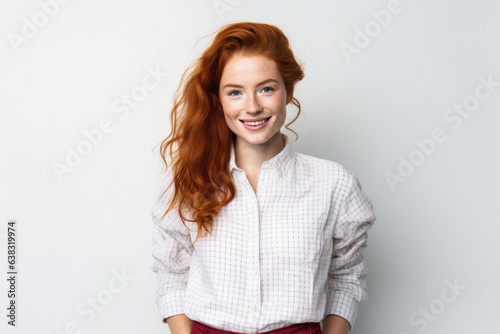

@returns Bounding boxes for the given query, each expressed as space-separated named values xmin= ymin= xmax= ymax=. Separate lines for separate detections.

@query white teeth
xmin=243 ymin=118 xmax=268 ymax=126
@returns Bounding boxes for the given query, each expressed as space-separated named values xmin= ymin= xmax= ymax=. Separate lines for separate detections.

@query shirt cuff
xmin=325 ymin=291 xmax=359 ymax=329
xmin=157 ymin=289 xmax=185 ymax=323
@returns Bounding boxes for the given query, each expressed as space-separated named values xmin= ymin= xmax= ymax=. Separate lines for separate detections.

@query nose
xmin=246 ymin=93 xmax=262 ymax=113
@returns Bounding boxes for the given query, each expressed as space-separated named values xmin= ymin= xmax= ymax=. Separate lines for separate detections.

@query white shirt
xmin=151 ymin=133 xmax=376 ymax=333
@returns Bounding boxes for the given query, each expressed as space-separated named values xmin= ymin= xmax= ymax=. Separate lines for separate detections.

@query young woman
xmin=151 ymin=22 xmax=376 ymax=334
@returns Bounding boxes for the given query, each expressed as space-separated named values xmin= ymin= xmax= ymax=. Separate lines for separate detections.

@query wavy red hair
xmin=156 ymin=21 xmax=305 ymax=244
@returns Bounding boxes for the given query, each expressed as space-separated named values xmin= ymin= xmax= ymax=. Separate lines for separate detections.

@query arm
xmin=323 ymin=315 xmax=351 ymax=334
xmin=151 ymin=172 xmax=195 ymax=329
xmin=166 ymin=314 xmax=193 ymax=334
xmin=324 ymin=172 xmax=376 ymax=331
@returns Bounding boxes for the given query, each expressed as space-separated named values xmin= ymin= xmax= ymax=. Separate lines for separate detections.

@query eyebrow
xmin=221 ymin=79 xmax=279 ymax=90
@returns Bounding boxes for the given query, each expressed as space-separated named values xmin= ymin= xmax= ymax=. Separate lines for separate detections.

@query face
xmin=218 ymin=53 xmax=291 ymax=147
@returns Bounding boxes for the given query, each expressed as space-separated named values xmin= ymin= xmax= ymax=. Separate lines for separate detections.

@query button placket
xmin=243 ymin=168 xmax=261 ymax=321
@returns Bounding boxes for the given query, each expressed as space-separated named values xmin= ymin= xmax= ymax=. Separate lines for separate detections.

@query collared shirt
xmin=151 ymin=133 xmax=376 ymax=333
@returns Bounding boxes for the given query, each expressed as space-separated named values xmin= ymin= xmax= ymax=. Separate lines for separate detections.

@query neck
xmin=234 ymin=133 xmax=285 ymax=172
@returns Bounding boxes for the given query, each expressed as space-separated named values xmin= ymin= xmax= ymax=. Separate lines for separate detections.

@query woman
xmin=151 ymin=22 xmax=376 ymax=334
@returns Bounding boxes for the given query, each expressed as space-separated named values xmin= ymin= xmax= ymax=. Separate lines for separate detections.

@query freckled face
xmin=218 ymin=53 xmax=290 ymax=146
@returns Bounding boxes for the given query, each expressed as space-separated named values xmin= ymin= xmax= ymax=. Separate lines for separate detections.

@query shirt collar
xmin=229 ymin=133 xmax=295 ymax=178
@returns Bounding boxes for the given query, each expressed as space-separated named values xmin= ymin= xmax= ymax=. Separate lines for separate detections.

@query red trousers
xmin=191 ymin=320 xmax=323 ymax=334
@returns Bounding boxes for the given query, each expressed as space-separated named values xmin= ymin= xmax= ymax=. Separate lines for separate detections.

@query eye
xmin=262 ymin=86 xmax=274 ymax=93
xmin=228 ymin=90 xmax=241 ymax=97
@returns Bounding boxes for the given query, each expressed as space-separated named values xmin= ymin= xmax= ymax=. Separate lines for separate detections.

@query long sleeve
xmin=325 ymin=172 xmax=376 ymax=328
xmin=150 ymin=172 xmax=194 ymax=323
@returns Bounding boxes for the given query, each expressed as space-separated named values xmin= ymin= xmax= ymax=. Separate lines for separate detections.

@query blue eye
xmin=228 ymin=90 xmax=241 ymax=96
xmin=262 ymin=87 xmax=274 ymax=93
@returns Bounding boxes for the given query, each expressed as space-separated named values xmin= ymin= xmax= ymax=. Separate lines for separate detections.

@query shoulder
xmin=293 ymin=153 xmax=375 ymax=223
xmin=293 ymin=151 xmax=358 ymax=201
xmin=295 ymin=151 xmax=355 ymax=182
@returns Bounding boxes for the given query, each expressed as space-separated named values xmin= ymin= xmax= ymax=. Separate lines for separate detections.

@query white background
xmin=1 ymin=0 xmax=499 ymax=333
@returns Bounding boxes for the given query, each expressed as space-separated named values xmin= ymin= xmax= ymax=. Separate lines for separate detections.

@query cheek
xmin=273 ymin=91 xmax=287 ymax=107
xmin=220 ymin=100 xmax=233 ymax=117
xmin=221 ymin=102 xmax=240 ymax=127
xmin=221 ymin=97 xmax=239 ymax=111
xmin=273 ymin=95 xmax=287 ymax=114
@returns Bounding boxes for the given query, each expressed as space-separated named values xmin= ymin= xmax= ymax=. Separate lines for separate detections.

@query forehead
xmin=220 ymin=53 xmax=280 ymax=82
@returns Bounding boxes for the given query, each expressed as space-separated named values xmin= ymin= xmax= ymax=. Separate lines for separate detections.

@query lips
xmin=239 ymin=117 xmax=271 ymax=123
xmin=240 ymin=116 xmax=271 ymax=130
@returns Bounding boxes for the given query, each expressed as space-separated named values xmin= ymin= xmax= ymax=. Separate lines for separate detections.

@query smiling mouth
xmin=240 ymin=117 xmax=271 ymax=126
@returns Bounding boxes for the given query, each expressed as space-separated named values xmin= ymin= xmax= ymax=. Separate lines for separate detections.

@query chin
xmin=245 ymin=135 xmax=275 ymax=145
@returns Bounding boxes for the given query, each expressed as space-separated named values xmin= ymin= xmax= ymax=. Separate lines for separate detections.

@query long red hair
xmin=156 ymin=21 xmax=305 ymax=244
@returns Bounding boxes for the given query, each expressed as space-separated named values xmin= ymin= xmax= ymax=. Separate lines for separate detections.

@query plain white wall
xmin=1 ymin=0 xmax=498 ymax=333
